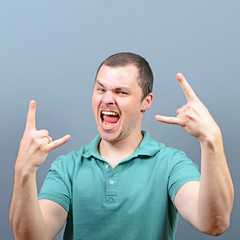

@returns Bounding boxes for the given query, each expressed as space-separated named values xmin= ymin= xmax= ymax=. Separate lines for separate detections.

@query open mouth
xmin=101 ymin=110 xmax=120 ymax=129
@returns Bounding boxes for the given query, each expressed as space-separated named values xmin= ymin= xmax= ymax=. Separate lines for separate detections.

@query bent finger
xmin=39 ymin=136 xmax=52 ymax=145
xmin=36 ymin=129 xmax=50 ymax=138
xmin=47 ymin=134 xmax=71 ymax=151
xmin=40 ymin=136 xmax=52 ymax=145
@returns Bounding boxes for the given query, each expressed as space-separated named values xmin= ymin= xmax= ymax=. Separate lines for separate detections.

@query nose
xmin=102 ymin=91 xmax=115 ymax=105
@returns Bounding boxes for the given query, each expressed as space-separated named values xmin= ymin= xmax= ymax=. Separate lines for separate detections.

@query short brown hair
xmin=95 ymin=52 xmax=153 ymax=99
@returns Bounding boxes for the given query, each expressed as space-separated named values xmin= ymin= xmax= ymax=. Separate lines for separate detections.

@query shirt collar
xmin=82 ymin=131 xmax=161 ymax=160
xmin=134 ymin=131 xmax=161 ymax=157
xmin=82 ymin=134 xmax=103 ymax=160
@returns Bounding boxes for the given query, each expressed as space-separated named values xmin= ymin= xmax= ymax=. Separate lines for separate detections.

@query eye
xmin=117 ymin=91 xmax=128 ymax=95
xmin=97 ymin=87 xmax=105 ymax=93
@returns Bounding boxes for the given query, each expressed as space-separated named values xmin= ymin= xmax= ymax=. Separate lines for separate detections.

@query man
xmin=10 ymin=52 xmax=234 ymax=240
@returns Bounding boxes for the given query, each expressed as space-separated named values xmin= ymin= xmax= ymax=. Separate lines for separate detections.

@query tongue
xmin=103 ymin=115 xmax=119 ymax=123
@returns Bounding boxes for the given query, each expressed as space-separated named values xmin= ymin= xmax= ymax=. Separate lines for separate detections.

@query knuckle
xmin=186 ymin=103 xmax=192 ymax=109
xmin=35 ymin=140 xmax=42 ymax=148
xmin=44 ymin=129 xmax=49 ymax=136
xmin=26 ymin=131 xmax=36 ymax=142
xmin=40 ymin=145 xmax=48 ymax=153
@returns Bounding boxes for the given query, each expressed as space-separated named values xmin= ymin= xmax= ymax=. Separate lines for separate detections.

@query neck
xmin=99 ymin=131 xmax=143 ymax=168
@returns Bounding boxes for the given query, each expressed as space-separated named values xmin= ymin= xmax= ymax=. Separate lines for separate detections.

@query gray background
xmin=1 ymin=0 xmax=239 ymax=239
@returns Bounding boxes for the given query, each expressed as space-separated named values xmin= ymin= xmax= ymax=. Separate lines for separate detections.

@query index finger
xmin=176 ymin=73 xmax=198 ymax=102
xmin=26 ymin=100 xmax=36 ymax=130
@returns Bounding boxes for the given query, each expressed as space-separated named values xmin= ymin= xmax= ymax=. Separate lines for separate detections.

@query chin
xmin=99 ymin=133 xmax=116 ymax=143
xmin=98 ymin=129 xmax=121 ymax=143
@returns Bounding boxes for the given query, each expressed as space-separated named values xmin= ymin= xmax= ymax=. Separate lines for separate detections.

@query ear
xmin=141 ymin=93 xmax=153 ymax=112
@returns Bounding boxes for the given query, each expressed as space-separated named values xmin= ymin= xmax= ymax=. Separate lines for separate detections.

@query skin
xmin=156 ymin=73 xmax=234 ymax=235
xmin=9 ymin=101 xmax=70 ymax=240
xmin=9 ymin=67 xmax=234 ymax=239
xmin=92 ymin=64 xmax=153 ymax=167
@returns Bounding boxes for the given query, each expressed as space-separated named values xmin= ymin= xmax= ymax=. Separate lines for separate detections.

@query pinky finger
xmin=47 ymin=134 xmax=71 ymax=151
xmin=155 ymin=115 xmax=184 ymax=126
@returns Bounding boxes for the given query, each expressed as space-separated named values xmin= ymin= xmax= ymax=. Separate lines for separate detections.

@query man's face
xmin=92 ymin=64 xmax=149 ymax=143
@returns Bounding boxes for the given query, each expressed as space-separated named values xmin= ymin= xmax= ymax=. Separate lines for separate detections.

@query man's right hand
xmin=10 ymin=100 xmax=71 ymax=240
xmin=15 ymin=100 xmax=71 ymax=173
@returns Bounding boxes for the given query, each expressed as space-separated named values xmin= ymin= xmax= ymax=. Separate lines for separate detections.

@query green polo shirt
xmin=39 ymin=131 xmax=200 ymax=240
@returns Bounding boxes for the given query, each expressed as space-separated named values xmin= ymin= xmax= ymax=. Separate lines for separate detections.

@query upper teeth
xmin=102 ymin=111 xmax=118 ymax=116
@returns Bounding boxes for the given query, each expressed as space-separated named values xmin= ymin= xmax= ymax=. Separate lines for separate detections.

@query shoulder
xmin=141 ymin=131 xmax=188 ymax=158
xmin=149 ymin=137 xmax=199 ymax=175
xmin=50 ymin=135 xmax=100 ymax=173
xmin=49 ymin=149 xmax=83 ymax=173
xmin=157 ymin=144 xmax=200 ymax=174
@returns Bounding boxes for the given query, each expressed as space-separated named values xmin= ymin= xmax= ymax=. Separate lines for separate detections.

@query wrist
xmin=14 ymin=160 xmax=38 ymax=181
xmin=199 ymin=127 xmax=223 ymax=150
xmin=13 ymin=168 xmax=37 ymax=194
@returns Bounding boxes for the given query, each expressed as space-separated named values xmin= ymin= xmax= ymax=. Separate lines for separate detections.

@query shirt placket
xmin=104 ymin=163 xmax=119 ymax=205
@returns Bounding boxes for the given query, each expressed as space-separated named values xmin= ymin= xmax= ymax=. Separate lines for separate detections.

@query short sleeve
xmin=168 ymin=150 xmax=201 ymax=203
xmin=38 ymin=156 xmax=72 ymax=212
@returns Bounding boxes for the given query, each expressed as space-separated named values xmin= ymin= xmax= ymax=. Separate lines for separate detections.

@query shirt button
xmin=105 ymin=164 xmax=109 ymax=169
xmin=110 ymin=180 xmax=114 ymax=184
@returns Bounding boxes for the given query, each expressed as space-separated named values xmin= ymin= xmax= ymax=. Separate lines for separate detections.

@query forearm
xmin=10 ymin=101 xmax=70 ymax=239
xmin=197 ymin=130 xmax=234 ymax=235
xmin=9 ymin=168 xmax=48 ymax=240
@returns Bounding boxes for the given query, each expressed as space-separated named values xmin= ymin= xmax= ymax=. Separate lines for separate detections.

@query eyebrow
xmin=95 ymin=80 xmax=132 ymax=93
xmin=96 ymin=80 xmax=104 ymax=87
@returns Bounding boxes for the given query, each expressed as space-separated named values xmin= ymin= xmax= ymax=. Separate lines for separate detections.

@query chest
xmin=71 ymin=158 xmax=169 ymax=210
xmin=65 ymin=157 xmax=177 ymax=240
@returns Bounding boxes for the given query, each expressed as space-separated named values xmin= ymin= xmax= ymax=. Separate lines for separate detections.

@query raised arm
xmin=155 ymin=73 xmax=234 ymax=236
xmin=9 ymin=100 xmax=71 ymax=240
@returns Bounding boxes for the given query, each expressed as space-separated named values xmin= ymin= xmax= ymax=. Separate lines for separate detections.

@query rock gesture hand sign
xmin=15 ymin=100 xmax=71 ymax=173
xmin=155 ymin=73 xmax=220 ymax=142
xmin=155 ymin=73 xmax=234 ymax=236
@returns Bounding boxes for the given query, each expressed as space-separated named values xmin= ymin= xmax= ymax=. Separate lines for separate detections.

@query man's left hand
xmin=155 ymin=73 xmax=221 ymax=142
